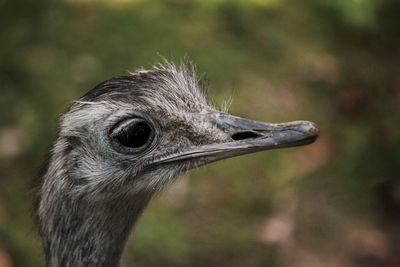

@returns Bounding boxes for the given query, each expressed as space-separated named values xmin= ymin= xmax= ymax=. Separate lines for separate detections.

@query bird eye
xmin=111 ymin=118 xmax=154 ymax=151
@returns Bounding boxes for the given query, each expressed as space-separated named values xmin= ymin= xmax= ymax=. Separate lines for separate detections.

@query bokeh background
xmin=1 ymin=0 xmax=400 ymax=266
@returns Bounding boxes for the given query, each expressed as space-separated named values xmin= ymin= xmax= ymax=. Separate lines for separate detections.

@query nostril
xmin=231 ymin=131 xmax=262 ymax=141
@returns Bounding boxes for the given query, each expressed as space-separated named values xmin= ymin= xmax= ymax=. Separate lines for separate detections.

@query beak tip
xmin=308 ymin=121 xmax=320 ymax=134
xmin=303 ymin=121 xmax=320 ymax=142
xmin=291 ymin=120 xmax=319 ymax=143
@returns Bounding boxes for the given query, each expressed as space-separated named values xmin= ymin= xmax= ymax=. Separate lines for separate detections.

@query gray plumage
xmin=36 ymin=61 xmax=319 ymax=266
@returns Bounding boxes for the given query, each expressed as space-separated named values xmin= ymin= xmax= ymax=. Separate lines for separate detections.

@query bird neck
xmin=40 ymin=188 xmax=152 ymax=267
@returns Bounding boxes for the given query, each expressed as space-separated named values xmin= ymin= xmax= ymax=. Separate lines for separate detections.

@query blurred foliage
xmin=1 ymin=0 xmax=399 ymax=266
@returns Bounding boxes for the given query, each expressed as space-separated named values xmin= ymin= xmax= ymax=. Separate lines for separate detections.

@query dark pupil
xmin=116 ymin=121 xmax=151 ymax=148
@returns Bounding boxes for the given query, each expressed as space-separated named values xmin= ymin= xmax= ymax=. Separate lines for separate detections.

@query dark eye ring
xmin=110 ymin=118 xmax=154 ymax=152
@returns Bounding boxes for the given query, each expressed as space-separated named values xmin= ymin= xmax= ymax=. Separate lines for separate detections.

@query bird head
xmin=54 ymin=62 xmax=318 ymax=200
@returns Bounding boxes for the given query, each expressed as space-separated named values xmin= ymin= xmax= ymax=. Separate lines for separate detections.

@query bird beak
xmin=157 ymin=113 xmax=319 ymax=168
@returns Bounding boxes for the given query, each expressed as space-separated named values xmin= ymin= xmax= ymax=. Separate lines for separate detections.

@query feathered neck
xmin=37 ymin=146 xmax=153 ymax=267
xmin=40 ymin=185 xmax=152 ymax=266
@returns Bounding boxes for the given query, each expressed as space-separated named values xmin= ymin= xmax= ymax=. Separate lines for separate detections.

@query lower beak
xmin=157 ymin=113 xmax=319 ymax=167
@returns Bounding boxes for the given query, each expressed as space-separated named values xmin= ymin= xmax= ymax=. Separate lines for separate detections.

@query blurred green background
xmin=1 ymin=0 xmax=400 ymax=266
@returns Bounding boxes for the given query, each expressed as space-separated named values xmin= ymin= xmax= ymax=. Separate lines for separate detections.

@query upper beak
xmin=157 ymin=113 xmax=319 ymax=168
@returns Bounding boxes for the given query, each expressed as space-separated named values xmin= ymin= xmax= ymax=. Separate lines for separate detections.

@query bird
xmin=35 ymin=61 xmax=319 ymax=266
